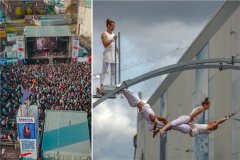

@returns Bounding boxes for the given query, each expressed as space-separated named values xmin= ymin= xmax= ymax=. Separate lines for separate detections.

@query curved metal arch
xmin=93 ymin=57 xmax=240 ymax=108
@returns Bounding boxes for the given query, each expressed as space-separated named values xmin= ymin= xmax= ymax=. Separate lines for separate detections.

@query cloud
xmin=93 ymin=20 xmax=206 ymax=80
xmin=93 ymin=99 xmax=137 ymax=160
xmin=93 ymin=1 xmax=223 ymax=25
xmin=93 ymin=101 xmax=136 ymax=137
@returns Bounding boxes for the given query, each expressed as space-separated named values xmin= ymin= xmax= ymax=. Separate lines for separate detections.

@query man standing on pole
xmin=98 ymin=18 xmax=118 ymax=95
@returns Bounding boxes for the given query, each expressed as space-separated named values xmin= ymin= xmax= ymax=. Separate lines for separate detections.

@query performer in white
xmin=153 ymin=114 xmax=232 ymax=138
xmin=98 ymin=18 xmax=118 ymax=95
xmin=159 ymin=98 xmax=210 ymax=137
xmin=122 ymin=88 xmax=168 ymax=132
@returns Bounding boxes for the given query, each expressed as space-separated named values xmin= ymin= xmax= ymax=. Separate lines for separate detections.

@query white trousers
xmin=100 ymin=62 xmax=116 ymax=86
xmin=172 ymin=124 xmax=191 ymax=134
xmin=170 ymin=105 xmax=200 ymax=127
xmin=122 ymin=89 xmax=141 ymax=107
xmin=170 ymin=115 xmax=190 ymax=126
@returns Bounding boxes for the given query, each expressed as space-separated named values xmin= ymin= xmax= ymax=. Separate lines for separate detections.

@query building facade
xmin=61 ymin=0 xmax=79 ymax=8
xmin=55 ymin=4 xmax=67 ymax=14
xmin=136 ymin=1 xmax=240 ymax=160
xmin=77 ymin=0 xmax=91 ymax=39
xmin=44 ymin=0 xmax=55 ymax=5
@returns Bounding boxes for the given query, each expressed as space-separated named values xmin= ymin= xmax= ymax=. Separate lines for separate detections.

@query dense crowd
xmin=0 ymin=62 xmax=91 ymax=141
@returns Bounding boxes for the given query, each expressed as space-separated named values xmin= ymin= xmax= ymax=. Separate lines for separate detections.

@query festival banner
xmin=71 ymin=38 xmax=79 ymax=61
xmin=77 ymin=57 xmax=88 ymax=62
xmin=16 ymin=36 xmax=25 ymax=60
xmin=72 ymin=39 xmax=79 ymax=50
xmin=72 ymin=48 xmax=78 ymax=58
xmin=20 ymin=139 xmax=38 ymax=159
xmin=18 ymin=123 xmax=36 ymax=139
xmin=17 ymin=117 xmax=35 ymax=123
xmin=21 ymin=90 xmax=33 ymax=104
xmin=17 ymin=117 xmax=36 ymax=139
xmin=17 ymin=117 xmax=38 ymax=159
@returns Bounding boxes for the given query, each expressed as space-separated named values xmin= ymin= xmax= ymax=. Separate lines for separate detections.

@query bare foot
xmin=96 ymin=88 xmax=104 ymax=96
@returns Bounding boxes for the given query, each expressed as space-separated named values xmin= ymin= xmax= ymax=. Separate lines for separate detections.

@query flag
xmin=21 ymin=90 xmax=32 ymax=104
xmin=88 ymin=56 xmax=92 ymax=62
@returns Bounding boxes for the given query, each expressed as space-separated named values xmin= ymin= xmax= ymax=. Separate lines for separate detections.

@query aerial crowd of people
xmin=0 ymin=61 xmax=91 ymax=142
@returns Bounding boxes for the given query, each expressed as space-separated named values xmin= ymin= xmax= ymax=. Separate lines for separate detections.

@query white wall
xmin=77 ymin=6 xmax=91 ymax=38
xmin=136 ymin=4 xmax=240 ymax=160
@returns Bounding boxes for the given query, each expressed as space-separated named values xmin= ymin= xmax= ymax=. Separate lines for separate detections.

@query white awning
xmin=24 ymin=26 xmax=72 ymax=37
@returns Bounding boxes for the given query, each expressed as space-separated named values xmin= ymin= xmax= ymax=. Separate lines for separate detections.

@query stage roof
xmin=42 ymin=110 xmax=91 ymax=159
xmin=24 ymin=26 xmax=72 ymax=37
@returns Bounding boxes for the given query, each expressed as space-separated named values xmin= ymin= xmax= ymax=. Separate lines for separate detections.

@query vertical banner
xmin=20 ymin=139 xmax=38 ymax=159
xmin=16 ymin=36 xmax=25 ymax=63
xmin=71 ymin=37 xmax=79 ymax=62
xmin=17 ymin=117 xmax=38 ymax=159
xmin=18 ymin=123 xmax=35 ymax=139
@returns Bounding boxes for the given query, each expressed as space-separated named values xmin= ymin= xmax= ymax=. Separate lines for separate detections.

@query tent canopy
xmin=42 ymin=110 xmax=91 ymax=160
xmin=24 ymin=26 xmax=72 ymax=37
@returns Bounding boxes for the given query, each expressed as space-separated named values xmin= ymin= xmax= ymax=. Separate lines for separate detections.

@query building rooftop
xmin=24 ymin=26 xmax=72 ymax=37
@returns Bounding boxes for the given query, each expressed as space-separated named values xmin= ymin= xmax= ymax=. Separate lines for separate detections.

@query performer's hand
xmin=113 ymin=35 xmax=118 ymax=40
xmin=189 ymin=122 xmax=195 ymax=128
xmin=152 ymin=129 xmax=159 ymax=138
xmin=189 ymin=116 xmax=193 ymax=123
xmin=153 ymin=123 xmax=157 ymax=130
xmin=224 ymin=114 xmax=231 ymax=119
xmin=164 ymin=119 xmax=168 ymax=125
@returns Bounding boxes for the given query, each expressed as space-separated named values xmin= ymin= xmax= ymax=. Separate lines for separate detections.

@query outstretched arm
xmin=29 ymin=80 xmax=36 ymax=90
xmin=155 ymin=116 xmax=168 ymax=125
xmin=207 ymin=114 xmax=231 ymax=130
xmin=189 ymin=106 xmax=206 ymax=122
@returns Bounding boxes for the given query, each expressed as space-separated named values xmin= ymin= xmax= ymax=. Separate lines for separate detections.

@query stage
xmin=24 ymin=26 xmax=72 ymax=60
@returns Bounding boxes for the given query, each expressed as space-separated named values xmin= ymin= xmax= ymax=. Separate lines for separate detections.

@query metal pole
xmin=114 ymin=38 xmax=117 ymax=85
xmin=118 ymin=32 xmax=121 ymax=84
xmin=134 ymin=148 xmax=136 ymax=160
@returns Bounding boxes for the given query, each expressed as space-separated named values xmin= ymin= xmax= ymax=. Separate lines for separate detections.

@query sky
xmin=92 ymin=1 xmax=224 ymax=160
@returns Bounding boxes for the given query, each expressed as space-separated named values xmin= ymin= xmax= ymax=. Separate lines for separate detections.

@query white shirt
xmin=189 ymin=124 xmax=211 ymax=137
xmin=103 ymin=31 xmax=118 ymax=63
xmin=140 ymin=104 xmax=156 ymax=131
xmin=190 ymin=105 xmax=204 ymax=121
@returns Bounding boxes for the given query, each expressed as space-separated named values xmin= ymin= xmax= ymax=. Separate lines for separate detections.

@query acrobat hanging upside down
xmin=121 ymin=88 xmax=233 ymax=138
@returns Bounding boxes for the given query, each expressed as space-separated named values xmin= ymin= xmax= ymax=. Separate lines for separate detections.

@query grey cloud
xmin=93 ymin=100 xmax=137 ymax=160
xmin=93 ymin=1 xmax=224 ymax=25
